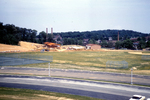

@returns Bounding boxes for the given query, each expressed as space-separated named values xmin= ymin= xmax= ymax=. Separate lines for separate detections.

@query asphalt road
xmin=0 ymin=67 xmax=150 ymax=86
xmin=0 ymin=75 xmax=150 ymax=100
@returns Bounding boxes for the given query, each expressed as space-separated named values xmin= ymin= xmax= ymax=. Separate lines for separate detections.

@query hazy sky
xmin=0 ymin=0 xmax=150 ymax=33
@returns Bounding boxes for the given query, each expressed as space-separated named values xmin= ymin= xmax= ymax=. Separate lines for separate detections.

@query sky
xmin=0 ymin=0 xmax=150 ymax=34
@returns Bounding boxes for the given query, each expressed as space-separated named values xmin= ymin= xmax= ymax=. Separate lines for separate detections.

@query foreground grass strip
xmin=0 ymin=87 xmax=102 ymax=100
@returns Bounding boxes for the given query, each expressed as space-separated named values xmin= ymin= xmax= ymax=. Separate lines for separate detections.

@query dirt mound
xmin=0 ymin=41 xmax=45 ymax=53
xmin=0 ymin=43 xmax=30 ymax=53
xmin=128 ymin=52 xmax=142 ymax=55
xmin=18 ymin=41 xmax=44 ymax=50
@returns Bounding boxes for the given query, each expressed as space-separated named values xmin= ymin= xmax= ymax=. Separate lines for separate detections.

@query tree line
xmin=54 ymin=30 xmax=150 ymax=49
xmin=0 ymin=22 xmax=54 ymax=45
xmin=54 ymin=29 xmax=148 ymax=41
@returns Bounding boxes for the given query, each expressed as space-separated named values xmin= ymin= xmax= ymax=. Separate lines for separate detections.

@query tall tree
xmin=138 ymin=40 xmax=146 ymax=49
xmin=115 ymin=41 xmax=122 ymax=49
xmin=146 ymin=40 xmax=150 ymax=47
xmin=31 ymin=30 xmax=37 ymax=42
xmin=101 ymin=40 xmax=108 ymax=47
xmin=108 ymin=41 xmax=113 ymax=48
xmin=78 ymin=40 xmax=83 ymax=45
xmin=122 ymin=39 xmax=133 ymax=49
xmin=38 ymin=31 xmax=47 ymax=44
xmin=63 ymin=38 xmax=68 ymax=45
xmin=47 ymin=34 xmax=54 ymax=42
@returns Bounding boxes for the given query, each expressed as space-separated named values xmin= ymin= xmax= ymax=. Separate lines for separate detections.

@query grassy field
xmin=1 ymin=50 xmax=150 ymax=75
xmin=0 ymin=87 xmax=101 ymax=100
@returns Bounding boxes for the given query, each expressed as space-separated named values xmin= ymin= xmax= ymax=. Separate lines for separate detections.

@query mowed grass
xmin=1 ymin=50 xmax=150 ymax=75
xmin=19 ymin=51 xmax=149 ymax=68
xmin=0 ymin=87 xmax=101 ymax=100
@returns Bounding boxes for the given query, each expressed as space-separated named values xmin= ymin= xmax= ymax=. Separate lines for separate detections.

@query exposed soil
xmin=0 ymin=43 xmax=30 ymax=52
xmin=128 ymin=52 xmax=150 ymax=55
xmin=0 ymin=41 xmax=44 ymax=53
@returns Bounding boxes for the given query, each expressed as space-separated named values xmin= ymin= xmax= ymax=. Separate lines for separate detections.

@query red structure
xmin=44 ymin=42 xmax=61 ymax=48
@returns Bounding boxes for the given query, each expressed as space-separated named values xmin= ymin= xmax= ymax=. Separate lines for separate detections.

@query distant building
xmin=83 ymin=39 xmax=89 ymax=46
xmin=108 ymin=37 xmax=112 ymax=41
xmin=96 ymin=39 xmax=102 ymax=44
xmin=133 ymin=41 xmax=139 ymax=50
xmin=109 ymin=40 xmax=117 ymax=47
xmin=53 ymin=35 xmax=63 ymax=44
xmin=146 ymin=35 xmax=150 ymax=41
xmin=86 ymin=44 xmax=101 ymax=50
xmin=130 ymin=37 xmax=138 ymax=42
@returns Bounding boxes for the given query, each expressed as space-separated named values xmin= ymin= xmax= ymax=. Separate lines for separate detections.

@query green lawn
xmin=1 ymin=50 xmax=150 ymax=75
xmin=18 ymin=51 xmax=150 ymax=69
xmin=0 ymin=87 xmax=101 ymax=100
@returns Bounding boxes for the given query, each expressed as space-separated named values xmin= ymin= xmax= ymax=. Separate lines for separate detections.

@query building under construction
xmin=44 ymin=42 xmax=61 ymax=49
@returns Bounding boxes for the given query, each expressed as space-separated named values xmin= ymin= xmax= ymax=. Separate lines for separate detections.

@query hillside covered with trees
xmin=0 ymin=22 xmax=150 ymax=49
xmin=54 ymin=30 xmax=148 ymax=45
xmin=55 ymin=30 xmax=148 ymax=41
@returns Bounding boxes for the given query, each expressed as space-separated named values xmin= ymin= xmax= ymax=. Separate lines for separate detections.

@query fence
xmin=141 ymin=55 xmax=150 ymax=61
xmin=0 ymin=53 xmax=53 ymax=66
xmin=106 ymin=61 xmax=128 ymax=69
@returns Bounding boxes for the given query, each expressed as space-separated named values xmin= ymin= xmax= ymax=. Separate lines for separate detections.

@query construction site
xmin=0 ymin=41 xmax=88 ymax=53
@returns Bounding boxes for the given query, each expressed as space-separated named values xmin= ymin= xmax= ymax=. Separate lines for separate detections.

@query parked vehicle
xmin=129 ymin=95 xmax=145 ymax=100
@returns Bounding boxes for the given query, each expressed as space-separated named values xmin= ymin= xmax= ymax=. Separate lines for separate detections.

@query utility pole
xmin=118 ymin=31 xmax=119 ymax=41
xmin=49 ymin=63 xmax=50 ymax=77
xmin=131 ymin=68 xmax=133 ymax=85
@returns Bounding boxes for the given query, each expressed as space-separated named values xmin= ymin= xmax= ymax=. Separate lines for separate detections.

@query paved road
xmin=0 ymin=67 xmax=150 ymax=86
xmin=0 ymin=75 xmax=150 ymax=100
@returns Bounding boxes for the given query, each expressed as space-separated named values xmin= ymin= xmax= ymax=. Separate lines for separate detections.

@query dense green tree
xmin=67 ymin=38 xmax=72 ymax=45
xmin=101 ymin=40 xmax=108 ymax=47
xmin=115 ymin=41 xmax=122 ymax=49
xmin=38 ymin=31 xmax=46 ymax=44
xmin=89 ymin=39 xmax=95 ymax=44
xmin=31 ymin=30 xmax=37 ymax=42
xmin=137 ymin=37 xmax=141 ymax=41
xmin=74 ymin=38 xmax=78 ymax=45
xmin=63 ymin=38 xmax=68 ymax=45
xmin=0 ymin=23 xmax=38 ymax=45
xmin=122 ymin=39 xmax=133 ymax=49
xmin=147 ymin=40 xmax=150 ymax=47
xmin=78 ymin=40 xmax=83 ymax=45
xmin=107 ymin=41 xmax=113 ymax=48
xmin=47 ymin=34 xmax=54 ymax=42
xmin=142 ymin=37 xmax=146 ymax=41
xmin=0 ymin=22 xmax=3 ymax=29
xmin=138 ymin=40 xmax=146 ymax=49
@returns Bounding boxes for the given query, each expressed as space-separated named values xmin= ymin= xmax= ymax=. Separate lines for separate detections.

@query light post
xmin=49 ymin=63 xmax=50 ymax=77
xmin=131 ymin=68 xmax=133 ymax=85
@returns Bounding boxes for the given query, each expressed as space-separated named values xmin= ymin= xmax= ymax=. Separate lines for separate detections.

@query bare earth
xmin=0 ymin=43 xmax=30 ymax=52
